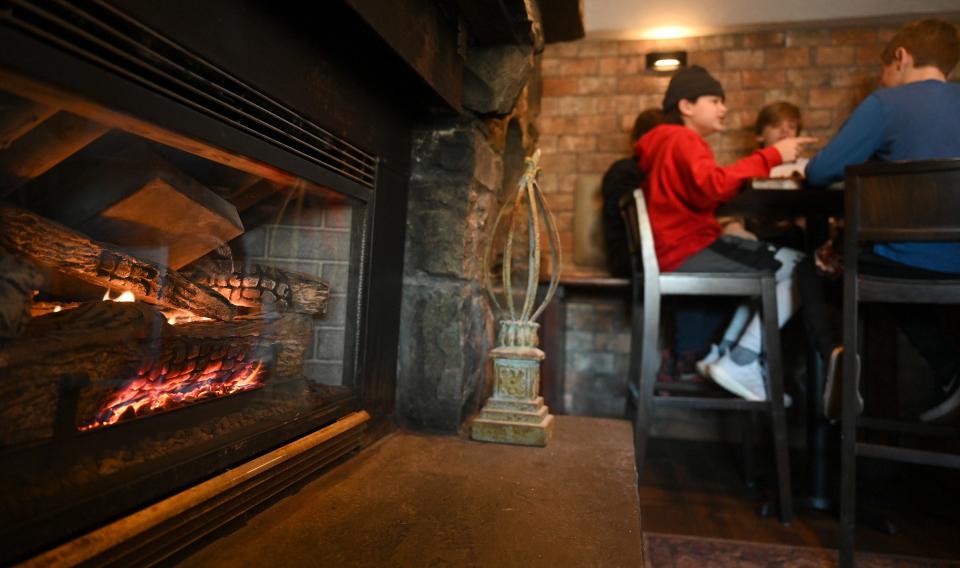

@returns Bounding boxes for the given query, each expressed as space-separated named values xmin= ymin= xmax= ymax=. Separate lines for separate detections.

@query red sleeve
xmin=683 ymin=143 xmax=783 ymax=209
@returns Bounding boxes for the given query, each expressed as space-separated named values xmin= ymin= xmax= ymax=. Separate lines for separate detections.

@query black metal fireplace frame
xmin=0 ymin=0 xmax=415 ymax=561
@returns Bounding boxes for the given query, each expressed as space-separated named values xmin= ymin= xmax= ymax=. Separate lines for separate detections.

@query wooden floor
xmin=639 ymin=437 xmax=960 ymax=563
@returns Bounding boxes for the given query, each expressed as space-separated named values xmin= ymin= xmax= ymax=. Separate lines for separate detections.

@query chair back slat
xmin=848 ymin=159 xmax=960 ymax=243
xmin=619 ymin=189 xmax=661 ymax=281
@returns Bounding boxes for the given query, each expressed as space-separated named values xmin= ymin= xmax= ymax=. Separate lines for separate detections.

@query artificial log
xmin=0 ymin=204 xmax=236 ymax=321
xmin=184 ymin=260 xmax=330 ymax=315
xmin=0 ymin=91 xmax=57 ymax=149
xmin=174 ymin=313 xmax=312 ymax=378
xmin=0 ymin=302 xmax=309 ymax=447
xmin=0 ymin=249 xmax=44 ymax=339
xmin=74 ymin=331 xmax=270 ymax=430
xmin=0 ymin=111 xmax=108 ymax=196
xmin=30 ymin=301 xmax=81 ymax=318
xmin=39 ymin=143 xmax=244 ymax=269
xmin=0 ymin=302 xmax=166 ymax=447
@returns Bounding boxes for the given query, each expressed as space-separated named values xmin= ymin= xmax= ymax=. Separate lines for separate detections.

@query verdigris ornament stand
xmin=471 ymin=149 xmax=561 ymax=447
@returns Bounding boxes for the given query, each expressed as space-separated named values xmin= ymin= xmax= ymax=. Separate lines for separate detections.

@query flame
xmin=53 ymin=306 xmax=62 ymax=313
xmin=102 ymin=289 xmax=136 ymax=302
xmin=80 ymin=358 xmax=266 ymax=430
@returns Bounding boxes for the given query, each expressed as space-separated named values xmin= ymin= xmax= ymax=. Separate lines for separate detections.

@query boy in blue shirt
xmin=802 ymin=18 xmax=960 ymax=421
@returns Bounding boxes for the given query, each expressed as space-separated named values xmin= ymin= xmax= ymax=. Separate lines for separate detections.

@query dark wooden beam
xmin=0 ymin=111 xmax=108 ymax=197
xmin=0 ymin=91 xmax=57 ymax=149
xmin=539 ymin=0 xmax=585 ymax=43
xmin=345 ymin=0 xmax=464 ymax=111
xmin=0 ymin=69 xmax=301 ymax=189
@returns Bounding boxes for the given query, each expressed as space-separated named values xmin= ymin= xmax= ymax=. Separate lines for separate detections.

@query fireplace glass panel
xmin=0 ymin=84 xmax=365 ymax=561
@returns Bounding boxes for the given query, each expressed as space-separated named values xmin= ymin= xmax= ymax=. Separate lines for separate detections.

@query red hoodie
xmin=634 ymin=124 xmax=783 ymax=272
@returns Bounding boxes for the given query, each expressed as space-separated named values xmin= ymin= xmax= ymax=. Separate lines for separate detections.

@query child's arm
xmin=684 ymin=145 xmax=782 ymax=209
xmin=718 ymin=216 xmax=757 ymax=240
xmin=805 ymin=95 xmax=885 ymax=187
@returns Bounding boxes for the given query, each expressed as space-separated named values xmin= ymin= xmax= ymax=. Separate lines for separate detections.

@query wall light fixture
xmin=645 ymin=51 xmax=687 ymax=72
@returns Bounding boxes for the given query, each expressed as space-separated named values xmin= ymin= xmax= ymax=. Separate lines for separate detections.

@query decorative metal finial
xmin=472 ymin=149 xmax=562 ymax=446
xmin=481 ymin=149 xmax=562 ymax=346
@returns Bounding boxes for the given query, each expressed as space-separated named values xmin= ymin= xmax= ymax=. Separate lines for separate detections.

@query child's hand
xmin=772 ymin=136 xmax=817 ymax=163
xmin=721 ymin=220 xmax=757 ymax=241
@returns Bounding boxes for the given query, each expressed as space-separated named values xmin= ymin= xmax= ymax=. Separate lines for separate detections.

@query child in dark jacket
xmin=635 ymin=65 xmax=814 ymax=401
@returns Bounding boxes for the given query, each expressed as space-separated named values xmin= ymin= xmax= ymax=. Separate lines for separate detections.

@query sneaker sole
xmin=708 ymin=364 xmax=762 ymax=401
xmin=920 ymin=383 xmax=960 ymax=422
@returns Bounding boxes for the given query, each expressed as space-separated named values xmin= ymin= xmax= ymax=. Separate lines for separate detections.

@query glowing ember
xmin=80 ymin=358 xmax=265 ymax=430
xmin=166 ymin=314 xmax=213 ymax=325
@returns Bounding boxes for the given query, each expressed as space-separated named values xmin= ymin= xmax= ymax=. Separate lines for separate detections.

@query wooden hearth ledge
xmin=0 ymin=204 xmax=236 ymax=321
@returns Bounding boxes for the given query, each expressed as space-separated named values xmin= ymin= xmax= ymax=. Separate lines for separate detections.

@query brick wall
xmin=563 ymin=296 xmax=631 ymax=416
xmin=235 ymin=201 xmax=354 ymax=386
xmin=537 ymin=19 xmax=960 ymax=276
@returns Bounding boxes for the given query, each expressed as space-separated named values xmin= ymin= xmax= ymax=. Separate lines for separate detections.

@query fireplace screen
xmin=0 ymin=80 xmax=366 ymax=560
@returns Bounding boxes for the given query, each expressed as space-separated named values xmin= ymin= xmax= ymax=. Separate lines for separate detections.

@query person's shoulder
xmin=878 ymin=79 xmax=957 ymax=101
xmin=603 ymin=157 xmax=639 ymax=178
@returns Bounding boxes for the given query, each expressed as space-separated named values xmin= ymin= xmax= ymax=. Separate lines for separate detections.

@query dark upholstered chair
xmin=621 ymin=189 xmax=793 ymax=525
xmin=839 ymin=159 xmax=960 ymax=567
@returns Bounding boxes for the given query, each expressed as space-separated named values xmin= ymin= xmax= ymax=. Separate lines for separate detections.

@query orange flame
xmin=102 ymin=290 xmax=136 ymax=302
xmin=80 ymin=358 xmax=266 ymax=430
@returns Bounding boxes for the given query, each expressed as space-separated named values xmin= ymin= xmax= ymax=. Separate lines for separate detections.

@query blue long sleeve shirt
xmin=805 ymin=80 xmax=960 ymax=273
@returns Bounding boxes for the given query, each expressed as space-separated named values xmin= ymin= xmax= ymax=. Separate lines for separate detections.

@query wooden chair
xmin=839 ymin=159 xmax=960 ymax=567
xmin=621 ymin=189 xmax=793 ymax=524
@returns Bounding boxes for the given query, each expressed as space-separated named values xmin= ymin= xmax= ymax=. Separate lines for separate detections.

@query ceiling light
xmin=646 ymin=51 xmax=687 ymax=72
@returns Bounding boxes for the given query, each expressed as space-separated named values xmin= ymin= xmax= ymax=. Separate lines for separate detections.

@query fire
xmin=102 ymin=289 xmax=136 ymax=302
xmin=80 ymin=357 xmax=266 ymax=430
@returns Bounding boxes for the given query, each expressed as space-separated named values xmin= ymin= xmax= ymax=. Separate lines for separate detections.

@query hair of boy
xmin=880 ymin=18 xmax=960 ymax=77
xmin=754 ymin=101 xmax=802 ymax=136
xmin=661 ymin=65 xmax=725 ymax=115
xmin=630 ymin=108 xmax=665 ymax=142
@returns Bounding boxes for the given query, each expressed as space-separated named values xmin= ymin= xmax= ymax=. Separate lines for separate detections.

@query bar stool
xmin=839 ymin=159 xmax=960 ymax=567
xmin=621 ymin=189 xmax=793 ymax=524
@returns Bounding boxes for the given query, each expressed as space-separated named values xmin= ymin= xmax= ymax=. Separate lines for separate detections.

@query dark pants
xmin=797 ymin=250 xmax=960 ymax=383
xmin=671 ymin=297 xmax=735 ymax=353
xmin=671 ymin=236 xmax=782 ymax=355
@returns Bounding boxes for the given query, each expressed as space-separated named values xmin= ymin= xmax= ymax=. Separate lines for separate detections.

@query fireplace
xmin=0 ymin=0 xmax=414 ymax=562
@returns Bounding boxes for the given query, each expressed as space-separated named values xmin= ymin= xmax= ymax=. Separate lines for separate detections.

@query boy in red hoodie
xmin=635 ymin=65 xmax=814 ymax=401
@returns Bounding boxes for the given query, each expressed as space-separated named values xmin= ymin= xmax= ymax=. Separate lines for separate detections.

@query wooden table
xmin=720 ymin=178 xmax=844 ymax=251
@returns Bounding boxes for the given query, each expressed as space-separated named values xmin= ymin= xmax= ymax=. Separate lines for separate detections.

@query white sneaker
xmin=709 ymin=352 xmax=792 ymax=407
xmin=696 ymin=343 xmax=723 ymax=378
xmin=920 ymin=371 xmax=960 ymax=423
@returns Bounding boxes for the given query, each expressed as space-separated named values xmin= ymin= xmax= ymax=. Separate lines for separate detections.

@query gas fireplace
xmin=0 ymin=0 xmax=411 ymax=563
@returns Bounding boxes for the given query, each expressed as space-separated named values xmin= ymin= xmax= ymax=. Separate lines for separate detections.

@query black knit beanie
xmin=662 ymin=65 xmax=725 ymax=113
